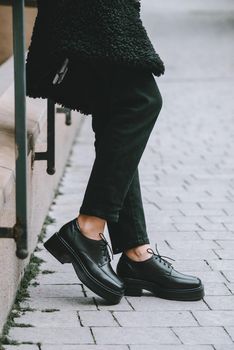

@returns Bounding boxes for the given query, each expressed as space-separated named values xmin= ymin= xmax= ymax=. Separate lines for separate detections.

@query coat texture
xmin=26 ymin=0 xmax=165 ymax=115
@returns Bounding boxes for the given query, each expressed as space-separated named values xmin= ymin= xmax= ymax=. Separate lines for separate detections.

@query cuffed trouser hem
xmin=112 ymin=238 xmax=150 ymax=255
xmin=79 ymin=205 xmax=119 ymax=223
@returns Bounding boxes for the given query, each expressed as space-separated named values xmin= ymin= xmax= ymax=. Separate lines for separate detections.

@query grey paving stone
xmin=3 ymin=346 xmax=38 ymax=350
xmin=194 ymin=223 xmax=228 ymax=231
xmin=225 ymin=327 xmax=234 ymax=342
xmin=8 ymin=326 xmax=93 ymax=344
xmin=204 ymin=296 xmax=234 ymax=310
xmin=198 ymin=203 xmax=234 ymax=211
xmin=193 ymin=310 xmax=234 ymax=326
xmin=173 ymin=326 xmax=233 ymax=344
xmin=14 ymin=310 xmax=79 ymax=327
xmin=27 ymin=284 xmax=84 ymax=299
xmin=170 ymin=216 xmax=212 ymax=224
xmin=36 ymin=271 xmax=80 ymax=285
xmin=173 ymin=223 xmax=201 ymax=231
xmin=197 ymin=231 xmax=234 ymax=240
xmin=92 ymin=327 xmax=180 ymax=345
xmin=180 ymin=209 xmax=228 ymax=217
xmin=113 ymin=311 xmax=198 ymax=327
xmin=130 ymin=346 xmax=213 ymax=350
xmin=146 ymin=247 xmax=217 ymax=260
xmin=218 ymin=271 xmax=234 ymax=282
xmin=125 ymin=296 xmax=208 ymax=311
xmin=43 ymin=346 xmax=128 ymax=350
xmin=79 ymin=311 xmax=118 ymax=327
xmin=208 ymin=260 xmax=234 ymax=271
xmin=148 ymin=231 xmax=200 ymax=241
xmin=20 ymin=296 xmax=97 ymax=311
xmin=48 ymin=193 xmax=87 ymax=206
xmin=167 ymin=240 xmax=219 ymax=250
xmin=224 ymin=223 xmax=234 ymax=231
xmin=156 ymin=203 xmax=200 ymax=211
xmin=206 ymin=216 xmax=234 ymax=224
xmin=214 ymin=346 xmax=234 ymax=350
xmin=36 ymin=261 xmax=72 ymax=273
xmin=148 ymin=209 xmax=185 ymax=216
xmin=223 ymin=208 xmax=234 ymax=216
xmin=214 ymin=249 xmax=234 ymax=260
xmin=143 ymin=221 xmax=177 ymax=231
xmin=226 ymin=283 xmax=234 ymax=293
xmin=203 ymin=282 xmax=231 ymax=296
xmin=215 ymin=241 xmax=234 ymax=250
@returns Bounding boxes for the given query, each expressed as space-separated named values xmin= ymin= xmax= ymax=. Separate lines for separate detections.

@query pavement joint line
xmin=190 ymin=310 xmax=201 ymax=326
xmin=90 ymin=327 xmax=97 ymax=345
xmin=124 ymin=297 xmax=135 ymax=311
xmin=111 ymin=311 xmax=122 ymax=327
xmin=223 ymin=326 xmax=234 ymax=342
xmin=220 ymin=271 xmax=231 ymax=283
xmin=77 ymin=311 xmax=84 ymax=327
xmin=170 ymin=327 xmax=184 ymax=345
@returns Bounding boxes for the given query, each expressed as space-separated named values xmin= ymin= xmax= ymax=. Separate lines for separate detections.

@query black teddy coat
xmin=26 ymin=0 xmax=165 ymax=116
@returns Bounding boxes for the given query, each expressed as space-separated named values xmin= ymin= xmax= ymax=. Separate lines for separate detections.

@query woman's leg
xmin=79 ymin=65 xmax=163 ymax=223
xmin=90 ymin=107 xmax=150 ymax=255
xmin=44 ymin=62 xmax=204 ymax=302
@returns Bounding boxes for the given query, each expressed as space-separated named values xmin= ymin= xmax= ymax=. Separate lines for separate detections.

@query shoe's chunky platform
xmin=117 ymin=248 xmax=205 ymax=301
xmin=44 ymin=218 xmax=125 ymax=304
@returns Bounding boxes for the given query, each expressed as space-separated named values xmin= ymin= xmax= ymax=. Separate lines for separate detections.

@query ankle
xmin=77 ymin=214 xmax=106 ymax=240
xmin=124 ymin=244 xmax=152 ymax=262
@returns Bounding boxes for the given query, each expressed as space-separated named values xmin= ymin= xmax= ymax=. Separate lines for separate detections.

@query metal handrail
xmin=0 ymin=0 xmax=28 ymax=259
xmin=12 ymin=0 xmax=28 ymax=258
xmin=0 ymin=0 xmax=72 ymax=259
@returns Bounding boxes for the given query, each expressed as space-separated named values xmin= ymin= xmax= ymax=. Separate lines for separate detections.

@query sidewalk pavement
xmin=3 ymin=0 xmax=234 ymax=349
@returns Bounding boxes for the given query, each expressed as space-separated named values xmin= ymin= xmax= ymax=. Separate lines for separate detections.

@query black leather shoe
xmin=43 ymin=217 xmax=125 ymax=304
xmin=116 ymin=246 xmax=205 ymax=301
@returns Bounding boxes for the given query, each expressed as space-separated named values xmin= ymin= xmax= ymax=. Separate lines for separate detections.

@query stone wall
xmin=0 ymin=5 xmax=37 ymax=64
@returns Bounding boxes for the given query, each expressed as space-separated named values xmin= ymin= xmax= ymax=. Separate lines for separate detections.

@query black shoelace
xmin=99 ymin=232 xmax=114 ymax=261
xmin=75 ymin=218 xmax=113 ymax=261
xmin=147 ymin=244 xmax=175 ymax=269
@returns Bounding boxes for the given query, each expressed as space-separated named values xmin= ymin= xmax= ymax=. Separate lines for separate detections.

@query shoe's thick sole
xmin=44 ymin=232 xmax=123 ymax=304
xmin=123 ymin=278 xmax=205 ymax=301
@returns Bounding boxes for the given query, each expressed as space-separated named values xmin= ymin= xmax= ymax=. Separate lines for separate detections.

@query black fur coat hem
xmin=26 ymin=0 xmax=165 ymax=116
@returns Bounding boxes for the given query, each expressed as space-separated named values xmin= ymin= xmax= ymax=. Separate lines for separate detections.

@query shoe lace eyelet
xmin=99 ymin=232 xmax=113 ymax=261
xmin=146 ymin=245 xmax=175 ymax=269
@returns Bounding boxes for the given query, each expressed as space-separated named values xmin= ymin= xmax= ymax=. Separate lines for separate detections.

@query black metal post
xmin=56 ymin=107 xmax=72 ymax=126
xmin=12 ymin=0 xmax=28 ymax=259
xmin=34 ymin=99 xmax=56 ymax=175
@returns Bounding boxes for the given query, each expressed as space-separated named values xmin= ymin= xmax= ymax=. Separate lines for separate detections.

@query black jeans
xmin=79 ymin=64 xmax=163 ymax=254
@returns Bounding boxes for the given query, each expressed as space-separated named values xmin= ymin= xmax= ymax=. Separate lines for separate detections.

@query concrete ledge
xmin=0 ymin=83 xmax=48 ymax=212
xmin=0 ymin=55 xmax=84 ymax=331
xmin=0 ymin=55 xmax=13 ymax=95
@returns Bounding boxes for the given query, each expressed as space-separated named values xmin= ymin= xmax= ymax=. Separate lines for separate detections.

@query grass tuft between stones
xmin=41 ymin=308 xmax=60 ymax=313
xmin=41 ymin=270 xmax=55 ymax=275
